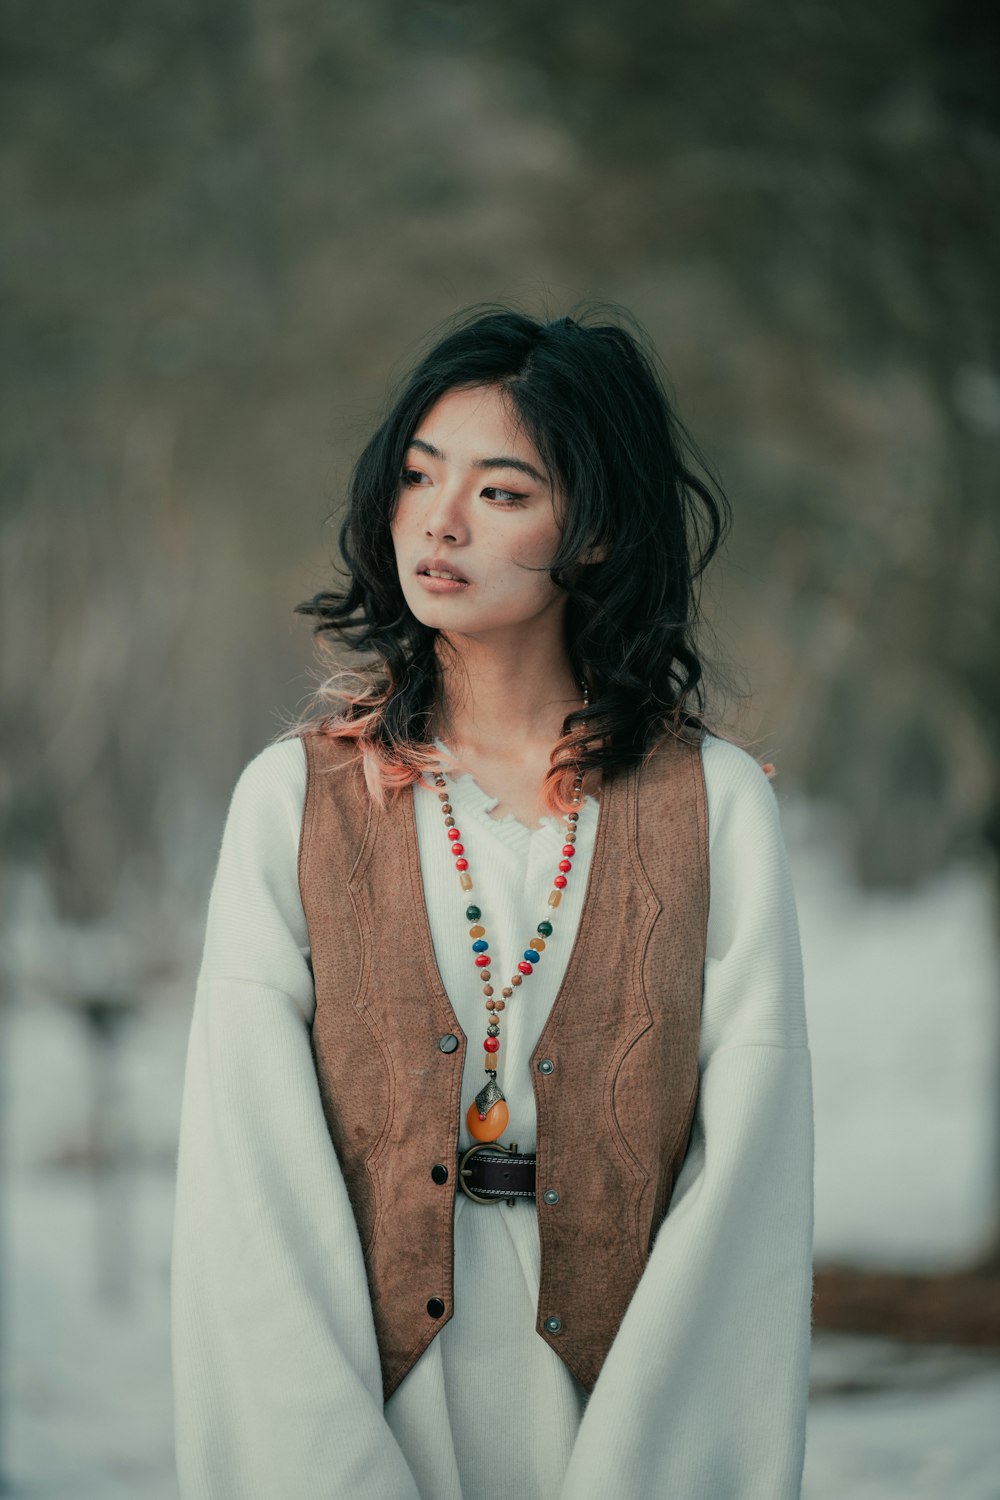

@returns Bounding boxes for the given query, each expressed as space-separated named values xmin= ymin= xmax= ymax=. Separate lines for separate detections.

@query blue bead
xmin=523 ymin=948 xmax=540 ymax=963
xmin=472 ymin=939 xmax=489 ymax=953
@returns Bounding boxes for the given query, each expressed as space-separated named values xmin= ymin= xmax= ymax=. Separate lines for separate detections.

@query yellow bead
xmin=529 ymin=938 xmax=545 ymax=952
xmin=547 ymin=889 xmax=562 ymax=907
xmin=467 ymin=1098 xmax=509 ymax=1142
xmin=469 ymin=924 xmax=486 ymax=938
xmin=460 ymin=874 xmax=474 ymax=890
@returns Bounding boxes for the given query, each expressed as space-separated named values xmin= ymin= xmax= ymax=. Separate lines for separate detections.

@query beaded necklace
xmin=430 ymin=689 xmax=589 ymax=1145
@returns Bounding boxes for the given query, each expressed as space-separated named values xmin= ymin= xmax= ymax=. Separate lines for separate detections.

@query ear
xmin=578 ymin=541 xmax=607 ymax=566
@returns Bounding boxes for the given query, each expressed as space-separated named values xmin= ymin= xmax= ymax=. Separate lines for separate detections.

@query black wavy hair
xmin=290 ymin=301 xmax=731 ymax=810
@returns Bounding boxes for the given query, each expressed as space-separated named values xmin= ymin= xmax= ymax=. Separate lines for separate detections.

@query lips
xmin=416 ymin=557 xmax=470 ymax=583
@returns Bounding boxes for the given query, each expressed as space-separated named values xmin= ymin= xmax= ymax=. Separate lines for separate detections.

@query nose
xmin=423 ymin=481 xmax=470 ymax=545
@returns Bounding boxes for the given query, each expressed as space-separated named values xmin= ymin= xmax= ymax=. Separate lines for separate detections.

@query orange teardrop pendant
xmin=466 ymin=1097 xmax=510 ymax=1142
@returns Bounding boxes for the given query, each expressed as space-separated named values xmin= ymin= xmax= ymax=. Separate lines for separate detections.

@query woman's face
xmin=390 ymin=384 xmax=568 ymax=643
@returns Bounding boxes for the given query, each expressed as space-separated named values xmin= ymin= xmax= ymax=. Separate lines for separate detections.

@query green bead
xmin=537 ymin=920 xmax=553 ymax=937
xmin=466 ymin=905 xmax=482 ymax=921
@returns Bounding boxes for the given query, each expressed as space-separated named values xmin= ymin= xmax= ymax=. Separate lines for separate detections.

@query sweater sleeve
xmin=170 ymin=737 xmax=422 ymax=1500
xmin=558 ymin=735 xmax=814 ymax=1500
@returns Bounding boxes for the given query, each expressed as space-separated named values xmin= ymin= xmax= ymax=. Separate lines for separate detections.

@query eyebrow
xmin=406 ymin=437 xmax=548 ymax=488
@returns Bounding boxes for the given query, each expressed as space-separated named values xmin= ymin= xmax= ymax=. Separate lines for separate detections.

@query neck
xmin=432 ymin=633 xmax=585 ymax=759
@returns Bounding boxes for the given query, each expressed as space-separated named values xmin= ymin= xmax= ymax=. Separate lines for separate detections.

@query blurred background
xmin=1 ymin=1 xmax=998 ymax=1495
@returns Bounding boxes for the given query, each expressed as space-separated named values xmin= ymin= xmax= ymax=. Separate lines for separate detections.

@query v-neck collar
xmin=428 ymin=738 xmax=598 ymax=848
xmin=395 ymin=758 xmax=618 ymax=1043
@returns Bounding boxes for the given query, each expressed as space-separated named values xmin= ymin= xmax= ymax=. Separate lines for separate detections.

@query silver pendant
xmin=474 ymin=1073 xmax=506 ymax=1115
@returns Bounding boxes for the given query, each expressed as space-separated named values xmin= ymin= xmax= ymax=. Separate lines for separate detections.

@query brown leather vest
xmin=298 ymin=729 xmax=708 ymax=1399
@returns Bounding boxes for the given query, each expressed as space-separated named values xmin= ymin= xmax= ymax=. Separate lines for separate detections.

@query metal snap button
xmin=427 ymin=1296 xmax=446 ymax=1318
xmin=431 ymin=1163 xmax=449 ymax=1184
xmin=543 ymin=1315 xmax=563 ymax=1334
xmin=537 ymin=1058 xmax=555 ymax=1074
xmin=542 ymin=1188 xmax=560 ymax=1205
xmin=438 ymin=1034 xmax=459 ymax=1053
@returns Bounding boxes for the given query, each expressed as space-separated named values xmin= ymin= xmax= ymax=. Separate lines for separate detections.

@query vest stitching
xmin=531 ymin=760 xmax=618 ymax=1355
xmin=398 ymin=783 xmax=465 ymax=1394
xmin=625 ymin=756 xmax=663 ymax=1278
xmin=643 ymin=738 xmax=710 ymax=1243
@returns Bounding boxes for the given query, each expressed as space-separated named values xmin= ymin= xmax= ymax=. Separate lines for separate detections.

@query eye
xmin=399 ymin=467 xmax=428 ymax=487
xmin=482 ymin=486 xmax=527 ymax=507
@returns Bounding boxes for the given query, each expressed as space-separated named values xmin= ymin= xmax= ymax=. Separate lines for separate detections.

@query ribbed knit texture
xmin=170 ymin=733 xmax=814 ymax=1499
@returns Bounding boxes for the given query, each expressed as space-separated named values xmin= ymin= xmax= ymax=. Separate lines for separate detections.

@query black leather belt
xmin=458 ymin=1140 xmax=537 ymax=1204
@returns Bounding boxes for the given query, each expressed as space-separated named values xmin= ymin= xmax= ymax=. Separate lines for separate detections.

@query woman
xmin=171 ymin=306 xmax=814 ymax=1500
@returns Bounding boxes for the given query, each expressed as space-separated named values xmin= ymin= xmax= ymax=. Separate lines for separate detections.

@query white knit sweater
xmin=170 ymin=732 xmax=814 ymax=1500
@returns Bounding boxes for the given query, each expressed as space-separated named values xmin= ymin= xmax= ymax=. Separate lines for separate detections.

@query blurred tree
xmin=0 ymin=0 xmax=996 ymax=922
xmin=427 ymin=0 xmax=1000 ymax=886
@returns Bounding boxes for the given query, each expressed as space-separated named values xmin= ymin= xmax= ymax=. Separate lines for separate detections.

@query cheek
xmin=513 ymin=520 xmax=563 ymax=575
xmin=389 ymin=502 xmax=413 ymax=557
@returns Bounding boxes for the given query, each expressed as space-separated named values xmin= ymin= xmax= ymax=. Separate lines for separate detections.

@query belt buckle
xmin=458 ymin=1139 xmax=518 ymax=1205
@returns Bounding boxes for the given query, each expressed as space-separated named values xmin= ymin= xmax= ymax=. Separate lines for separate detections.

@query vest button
xmin=542 ymin=1188 xmax=560 ymax=1205
xmin=438 ymin=1034 xmax=460 ymax=1053
xmin=543 ymin=1315 xmax=563 ymax=1334
xmin=537 ymin=1058 xmax=555 ymax=1074
xmin=427 ymin=1297 xmax=446 ymax=1318
xmin=431 ymin=1163 xmax=449 ymax=1184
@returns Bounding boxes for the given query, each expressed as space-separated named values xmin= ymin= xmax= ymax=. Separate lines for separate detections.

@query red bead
xmin=484 ymin=1036 xmax=500 ymax=1053
xmin=455 ymin=858 xmax=469 ymax=871
xmin=447 ymin=828 xmax=461 ymax=841
xmin=558 ymin=858 xmax=571 ymax=871
xmin=562 ymin=844 xmax=575 ymax=857
xmin=451 ymin=842 xmax=464 ymax=855
xmin=553 ymin=875 xmax=568 ymax=889
xmin=474 ymin=954 xmax=490 ymax=968
xmin=517 ymin=960 xmax=533 ymax=975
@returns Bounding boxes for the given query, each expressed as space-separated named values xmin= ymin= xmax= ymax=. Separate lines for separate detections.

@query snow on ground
xmin=783 ymin=798 xmax=1000 ymax=1270
xmin=1 ymin=802 xmax=998 ymax=1497
xmin=806 ymin=1337 xmax=1000 ymax=1500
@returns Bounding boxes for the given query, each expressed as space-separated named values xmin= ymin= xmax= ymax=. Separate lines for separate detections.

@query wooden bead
xmin=483 ymin=985 xmax=494 ymax=996
xmin=494 ymin=1000 xmax=505 ymax=1011
xmin=511 ymin=974 xmax=522 ymax=986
